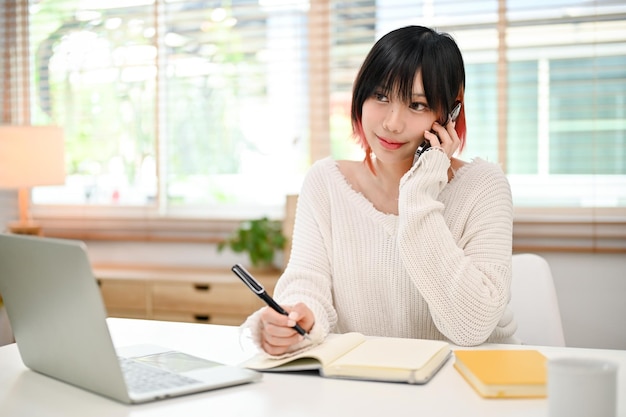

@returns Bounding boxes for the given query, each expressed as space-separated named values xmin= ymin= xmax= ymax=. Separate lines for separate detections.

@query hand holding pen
xmin=231 ymin=264 xmax=311 ymax=341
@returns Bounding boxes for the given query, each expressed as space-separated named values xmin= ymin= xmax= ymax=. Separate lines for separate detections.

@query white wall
xmin=537 ymin=252 xmax=626 ymax=350
xmin=0 ymin=190 xmax=17 ymax=233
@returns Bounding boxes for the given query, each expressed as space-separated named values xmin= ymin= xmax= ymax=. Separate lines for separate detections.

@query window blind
xmin=0 ymin=0 xmax=624 ymax=250
xmin=1 ymin=0 xmax=29 ymax=124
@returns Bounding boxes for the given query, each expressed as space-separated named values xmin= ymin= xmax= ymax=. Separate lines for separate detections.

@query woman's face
xmin=361 ymin=71 xmax=438 ymax=166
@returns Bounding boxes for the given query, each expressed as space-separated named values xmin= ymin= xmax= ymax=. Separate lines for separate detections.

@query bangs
xmin=377 ymin=52 xmax=422 ymax=105
xmin=366 ymin=30 xmax=451 ymax=123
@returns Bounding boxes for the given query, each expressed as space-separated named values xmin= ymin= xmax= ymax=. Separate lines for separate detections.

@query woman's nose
xmin=382 ymin=105 xmax=404 ymax=133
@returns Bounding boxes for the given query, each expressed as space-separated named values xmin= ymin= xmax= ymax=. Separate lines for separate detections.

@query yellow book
xmin=242 ymin=332 xmax=451 ymax=384
xmin=454 ymin=349 xmax=547 ymax=398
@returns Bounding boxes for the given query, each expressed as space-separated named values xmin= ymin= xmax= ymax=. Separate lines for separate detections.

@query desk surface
xmin=1 ymin=318 xmax=624 ymax=417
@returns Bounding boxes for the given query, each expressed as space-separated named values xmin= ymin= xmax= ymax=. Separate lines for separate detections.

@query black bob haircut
xmin=351 ymin=25 xmax=467 ymax=168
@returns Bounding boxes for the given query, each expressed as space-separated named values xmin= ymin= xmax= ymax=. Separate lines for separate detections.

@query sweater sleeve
xmin=398 ymin=151 xmax=513 ymax=346
xmin=241 ymin=159 xmax=337 ymax=352
xmin=274 ymin=160 xmax=338 ymax=335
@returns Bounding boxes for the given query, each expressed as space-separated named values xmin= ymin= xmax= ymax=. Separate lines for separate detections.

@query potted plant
xmin=218 ymin=217 xmax=286 ymax=269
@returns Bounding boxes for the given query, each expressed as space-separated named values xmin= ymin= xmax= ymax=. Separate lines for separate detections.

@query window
xmin=19 ymin=0 xmax=310 ymax=217
xmin=326 ymin=0 xmax=626 ymax=209
xmin=2 ymin=0 xmax=625 ymax=230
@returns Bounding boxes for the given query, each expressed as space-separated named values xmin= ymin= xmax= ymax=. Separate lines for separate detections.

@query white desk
xmin=1 ymin=318 xmax=624 ymax=417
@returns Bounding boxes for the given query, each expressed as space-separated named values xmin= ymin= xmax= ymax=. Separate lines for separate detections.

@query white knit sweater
xmin=246 ymin=150 xmax=518 ymax=349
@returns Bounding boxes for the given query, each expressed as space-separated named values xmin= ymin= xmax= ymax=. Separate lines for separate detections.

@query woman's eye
xmin=409 ymin=102 xmax=427 ymax=111
xmin=374 ymin=92 xmax=388 ymax=102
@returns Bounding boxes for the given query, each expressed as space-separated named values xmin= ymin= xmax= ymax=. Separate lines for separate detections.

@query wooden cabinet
xmin=98 ymin=279 xmax=149 ymax=319
xmin=94 ymin=266 xmax=280 ymax=326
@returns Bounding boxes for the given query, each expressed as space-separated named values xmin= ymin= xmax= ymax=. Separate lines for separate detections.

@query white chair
xmin=510 ymin=253 xmax=566 ymax=347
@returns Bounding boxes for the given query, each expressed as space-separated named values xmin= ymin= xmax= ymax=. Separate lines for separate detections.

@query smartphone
xmin=413 ymin=101 xmax=462 ymax=163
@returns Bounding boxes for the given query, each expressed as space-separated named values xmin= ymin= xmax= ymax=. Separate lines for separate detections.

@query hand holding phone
xmin=413 ymin=101 xmax=462 ymax=163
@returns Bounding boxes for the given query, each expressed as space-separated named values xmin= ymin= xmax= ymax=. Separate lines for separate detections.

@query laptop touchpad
xmin=135 ymin=351 xmax=223 ymax=373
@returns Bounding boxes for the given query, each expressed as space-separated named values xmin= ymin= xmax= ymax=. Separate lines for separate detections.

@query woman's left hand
xmin=424 ymin=120 xmax=460 ymax=159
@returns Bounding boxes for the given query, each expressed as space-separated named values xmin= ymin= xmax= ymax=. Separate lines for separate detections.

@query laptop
xmin=0 ymin=233 xmax=261 ymax=404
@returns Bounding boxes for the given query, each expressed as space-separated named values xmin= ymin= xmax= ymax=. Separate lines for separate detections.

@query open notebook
xmin=0 ymin=233 xmax=261 ymax=404
xmin=243 ymin=332 xmax=451 ymax=384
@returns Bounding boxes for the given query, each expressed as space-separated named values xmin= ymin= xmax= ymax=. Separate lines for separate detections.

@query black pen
xmin=231 ymin=264 xmax=310 ymax=339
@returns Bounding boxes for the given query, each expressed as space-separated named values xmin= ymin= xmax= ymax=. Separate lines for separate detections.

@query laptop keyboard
xmin=119 ymin=356 xmax=201 ymax=394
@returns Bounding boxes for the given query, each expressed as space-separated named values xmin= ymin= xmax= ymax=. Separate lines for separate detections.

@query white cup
xmin=548 ymin=357 xmax=618 ymax=417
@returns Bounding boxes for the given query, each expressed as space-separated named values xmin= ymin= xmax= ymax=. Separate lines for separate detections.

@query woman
xmin=244 ymin=25 xmax=518 ymax=356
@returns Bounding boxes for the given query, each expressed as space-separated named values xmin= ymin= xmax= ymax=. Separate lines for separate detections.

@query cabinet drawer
xmin=99 ymin=279 xmax=148 ymax=312
xmin=152 ymin=311 xmax=247 ymax=326
xmin=152 ymin=282 xmax=259 ymax=315
xmin=94 ymin=266 xmax=280 ymax=325
xmin=106 ymin=308 xmax=149 ymax=320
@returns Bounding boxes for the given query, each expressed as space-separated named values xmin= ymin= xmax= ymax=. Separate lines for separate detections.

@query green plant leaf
xmin=217 ymin=216 xmax=286 ymax=267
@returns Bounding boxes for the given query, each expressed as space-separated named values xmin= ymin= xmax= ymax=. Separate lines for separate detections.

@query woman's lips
xmin=377 ymin=135 xmax=404 ymax=150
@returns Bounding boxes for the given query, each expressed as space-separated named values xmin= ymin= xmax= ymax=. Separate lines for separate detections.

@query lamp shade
xmin=0 ymin=126 xmax=66 ymax=188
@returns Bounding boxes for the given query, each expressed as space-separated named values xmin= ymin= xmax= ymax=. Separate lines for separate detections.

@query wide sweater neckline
xmin=322 ymin=156 xmax=483 ymax=221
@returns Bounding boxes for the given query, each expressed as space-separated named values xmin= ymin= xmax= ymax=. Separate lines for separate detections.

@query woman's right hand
xmin=259 ymin=302 xmax=314 ymax=355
